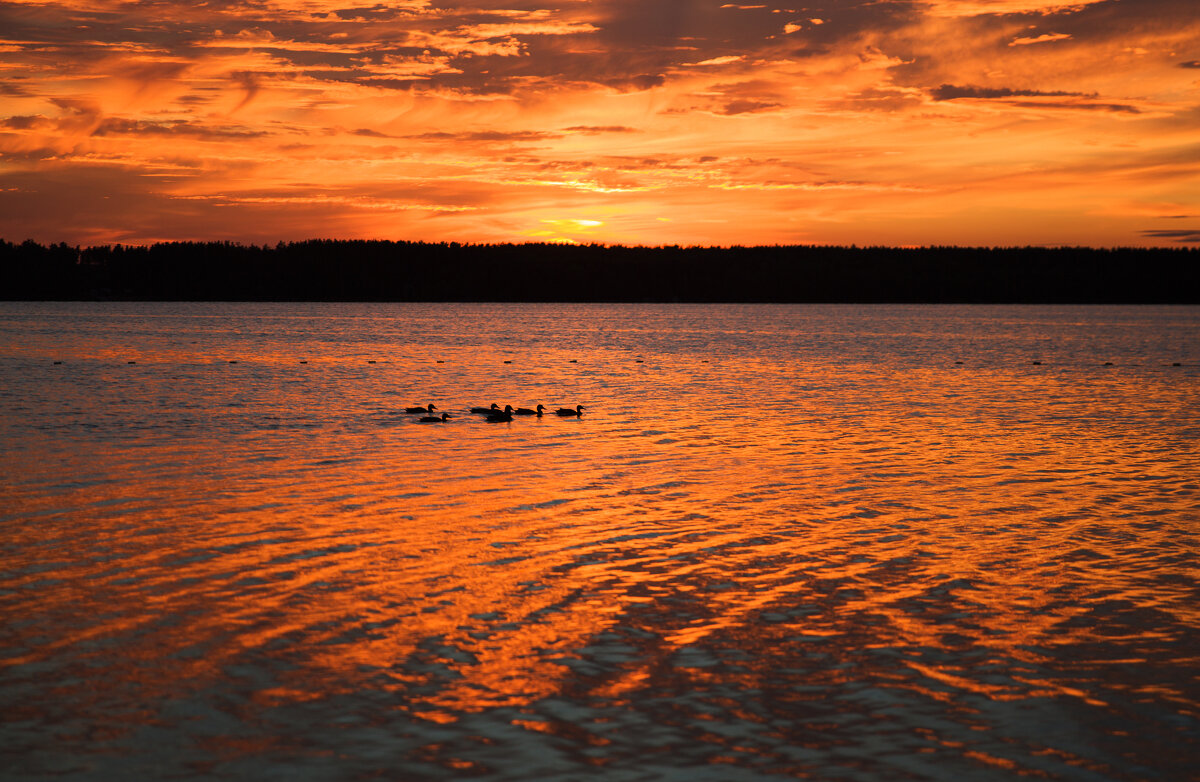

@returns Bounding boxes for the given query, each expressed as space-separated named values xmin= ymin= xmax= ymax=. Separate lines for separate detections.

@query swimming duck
xmin=555 ymin=405 xmax=585 ymax=417
xmin=406 ymin=404 xmax=437 ymax=414
xmin=486 ymin=405 xmax=515 ymax=422
xmin=419 ymin=412 xmax=451 ymax=422
xmin=513 ymin=404 xmax=545 ymax=416
xmin=470 ymin=403 xmax=501 ymax=414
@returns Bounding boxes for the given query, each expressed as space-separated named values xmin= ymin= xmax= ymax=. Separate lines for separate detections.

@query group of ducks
xmin=404 ymin=403 xmax=585 ymax=423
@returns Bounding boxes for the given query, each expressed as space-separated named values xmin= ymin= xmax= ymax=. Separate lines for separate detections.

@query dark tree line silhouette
xmin=2 ymin=238 xmax=1197 ymax=302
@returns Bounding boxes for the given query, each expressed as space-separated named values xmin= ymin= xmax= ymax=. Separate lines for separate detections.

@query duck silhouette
xmin=406 ymin=404 xmax=436 ymax=414
xmin=486 ymin=405 xmax=515 ymax=422
xmin=555 ymin=405 xmax=584 ymax=417
xmin=419 ymin=412 xmax=451 ymax=422
xmin=513 ymin=404 xmax=545 ymax=416
xmin=470 ymin=403 xmax=500 ymax=414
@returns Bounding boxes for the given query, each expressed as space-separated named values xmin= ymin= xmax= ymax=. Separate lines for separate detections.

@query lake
xmin=1 ymin=303 xmax=1197 ymax=780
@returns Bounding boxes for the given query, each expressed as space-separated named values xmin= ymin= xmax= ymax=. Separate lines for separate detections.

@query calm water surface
xmin=1 ymin=303 xmax=1198 ymax=781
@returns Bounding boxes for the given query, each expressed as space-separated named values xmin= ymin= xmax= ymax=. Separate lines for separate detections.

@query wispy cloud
xmin=1141 ymin=229 xmax=1200 ymax=243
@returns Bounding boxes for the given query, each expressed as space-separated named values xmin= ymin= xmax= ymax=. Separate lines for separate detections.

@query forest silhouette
xmin=2 ymin=239 xmax=1196 ymax=302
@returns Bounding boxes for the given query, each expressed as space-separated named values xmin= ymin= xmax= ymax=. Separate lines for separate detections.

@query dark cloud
xmin=591 ymin=0 xmax=734 ymax=48
xmin=49 ymin=97 xmax=101 ymax=116
xmin=0 ymin=147 xmax=60 ymax=162
xmin=230 ymin=71 xmax=261 ymax=113
xmin=930 ymin=84 xmax=1085 ymax=100
xmin=91 ymin=119 xmax=268 ymax=138
xmin=1 ymin=115 xmax=52 ymax=130
xmin=301 ymin=68 xmax=378 ymax=85
xmin=603 ymin=74 xmax=667 ymax=91
xmin=410 ymin=130 xmax=558 ymax=141
xmin=1009 ymin=100 xmax=1140 ymax=113
xmin=417 ymin=1 xmax=776 ymax=94
xmin=1141 ymin=229 xmax=1200 ymax=243
xmin=0 ymin=82 xmax=34 ymax=97
xmin=930 ymin=84 xmax=1140 ymax=112
xmin=351 ymin=78 xmax=427 ymax=92
xmin=260 ymin=49 xmax=363 ymax=69
xmin=593 ymin=0 xmax=912 ymax=55
xmin=707 ymin=78 xmax=784 ymax=116
xmin=562 ymin=126 xmax=640 ymax=134
xmin=534 ymin=159 xmax=596 ymax=170
xmin=333 ymin=5 xmax=413 ymax=21
xmin=719 ymin=99 xmax=781 ymax=114
xmin=1181 ymin=61 xmax=1200 ymax=69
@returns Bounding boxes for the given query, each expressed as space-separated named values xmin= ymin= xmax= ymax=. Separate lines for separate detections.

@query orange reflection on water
xmin=2 ymin=304 xmax=1199 ymax=777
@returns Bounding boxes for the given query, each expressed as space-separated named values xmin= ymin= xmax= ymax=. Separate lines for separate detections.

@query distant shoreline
xmin=3 ymin=239 xmax=1198 ymax=304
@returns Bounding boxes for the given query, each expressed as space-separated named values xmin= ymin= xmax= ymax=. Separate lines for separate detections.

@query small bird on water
xmin=514 ymin=404 xmax=545 ymax=416
xmin=419 ymin=412 xmax=451 ymax=422
xmin=487 ymin=405 xmax=515 ymax=422
xmin=555 ymin=405 xmax=585 ymax=417
xmin=406 ymin=404 xmax=437 ymax=414
xmin=470 ymin=403 xmax=501 ymax=414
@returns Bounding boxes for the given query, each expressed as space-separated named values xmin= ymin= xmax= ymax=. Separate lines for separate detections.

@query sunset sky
xmin=1 ymin=0 xmax=1197 ymax=247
